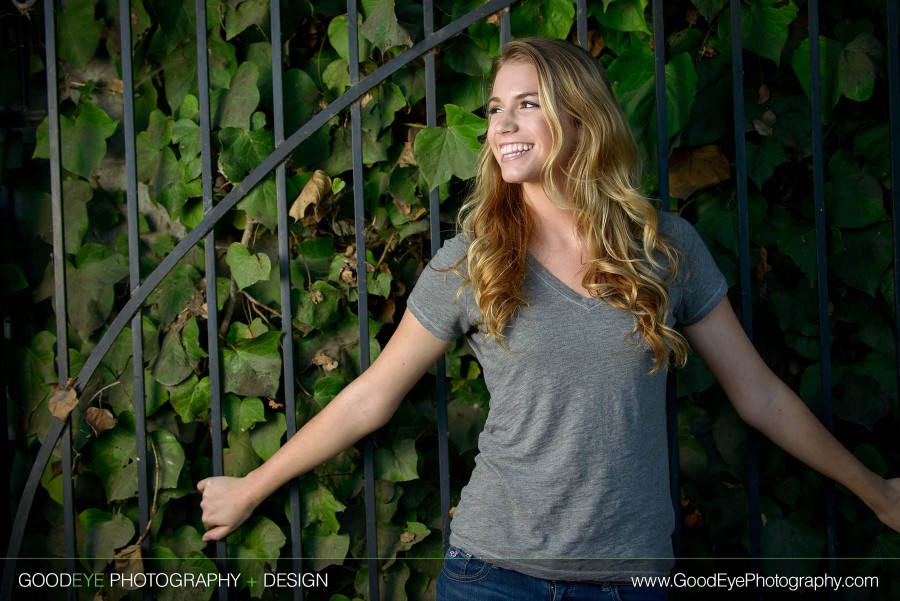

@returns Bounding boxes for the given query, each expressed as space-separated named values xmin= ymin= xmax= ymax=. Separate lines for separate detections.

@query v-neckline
xmin=525 ymin=253 xmax=604 ymax=309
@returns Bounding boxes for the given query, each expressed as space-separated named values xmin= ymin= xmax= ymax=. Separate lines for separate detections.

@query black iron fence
xmin=2 ymin=0 xmax=899 ymax=600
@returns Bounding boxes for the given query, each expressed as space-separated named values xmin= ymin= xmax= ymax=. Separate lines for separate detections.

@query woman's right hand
xmin=197 ymin=476 xmax=257 ymax=541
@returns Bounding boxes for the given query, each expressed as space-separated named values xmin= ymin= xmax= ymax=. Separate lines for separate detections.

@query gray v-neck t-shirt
xmin=407 ymin=212 xmax=727 ymax=581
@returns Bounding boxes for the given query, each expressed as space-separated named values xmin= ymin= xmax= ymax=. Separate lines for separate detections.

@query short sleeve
xmin=406 ymin=234 xmax=475 ymax=342
xmin=660 ymin=212 xmax=729 ymax=325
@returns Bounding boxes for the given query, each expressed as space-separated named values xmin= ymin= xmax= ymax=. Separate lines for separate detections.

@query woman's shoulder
xmin=428 ymin=232 xmax=470 ymax=270
xmin=656 ymin=210 xmax=696 ymax=242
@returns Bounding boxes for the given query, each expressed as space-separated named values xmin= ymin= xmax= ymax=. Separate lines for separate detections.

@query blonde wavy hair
xmin=456 ymin=37 xmax=689 ymax=373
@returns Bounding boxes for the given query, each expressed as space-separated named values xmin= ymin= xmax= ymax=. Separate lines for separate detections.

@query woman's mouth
xmin=499 ymin=143 xmax=534 ymax=160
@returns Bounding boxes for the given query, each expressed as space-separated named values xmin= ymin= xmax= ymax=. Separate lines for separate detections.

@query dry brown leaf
xmin=360 ymin=92 xmax=373 ymax=108
xmin=398 ymin=140 xmax=417 ymax=167
xmin=685 ymin=8 xmax=698 ymax=26
xmin=684 ymin=509 xmax=704 ymax=529
xmin=268 ymin=399 xmax=285 ymax=410
xmin=86 ymin=407 xmax=117 ymax=436
xmin=399 ymin=531 xmax=415 ymax=544
xmin=668 ymin=145 xmax=731 ymax=199
xmin=393 ymin=197 xmax=412 ymax=216
xmin=752 ymin=109 xmax=777 ymax=136
xmin=758 ymin=83 xmax=771 ymax=105
xmin=486 ymin=14 xmax=500 ymax=26
xmin=114 ymin=544 xmax=144 ymax=590
xmin=109 ymin=79 xmax=124 ymax=95
xmin=756 ymin=247 xmax=773 ymax=281
xmin=48 ymin=381 xmax=79 ymax=420
xmin=289 ymin=170 xmax=332 ymax=222
xmin=588 ymin=30 xmax=606 ymax=57
xmin=310 ymin=290 xmax=324 ymax=303
xmin=313 ymin=350 xmax=339 ymax=372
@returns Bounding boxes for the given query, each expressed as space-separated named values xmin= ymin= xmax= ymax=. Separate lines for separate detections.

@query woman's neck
xmin=522 ymin=182 xmax=583 ymax=254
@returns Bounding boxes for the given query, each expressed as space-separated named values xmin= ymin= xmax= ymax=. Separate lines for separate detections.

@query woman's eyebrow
xmin=487 ymin=91 xmax=539 ymax=104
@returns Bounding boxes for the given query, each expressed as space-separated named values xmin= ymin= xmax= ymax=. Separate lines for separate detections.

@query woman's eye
xmin=488 ymin=106 xmax=501 ymax=115
xmin=522 ymin=101 xmax=539 ymax=109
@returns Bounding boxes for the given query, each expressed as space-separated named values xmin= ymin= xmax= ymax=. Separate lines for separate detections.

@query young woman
xmin=198 ymin=37 xmax=900 ymax=600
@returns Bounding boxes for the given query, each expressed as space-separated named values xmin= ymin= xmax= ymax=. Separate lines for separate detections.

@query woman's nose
xmin=494 ymin=111 xmax=517 ymax=133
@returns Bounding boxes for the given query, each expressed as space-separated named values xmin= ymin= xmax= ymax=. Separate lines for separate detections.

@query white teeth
xmin=500 ymin=143 xmax=534 ymax=157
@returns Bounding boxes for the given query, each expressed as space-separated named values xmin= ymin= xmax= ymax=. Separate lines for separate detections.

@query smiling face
xmin=487 ymin=61 xmax=576 ymax=193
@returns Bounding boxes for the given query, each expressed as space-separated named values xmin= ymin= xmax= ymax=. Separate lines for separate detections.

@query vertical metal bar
xmin=270 ymin=1 xmax=304 ymax=598
xmin=42 ymin=0 xmax=76 ymax=590
xmin=500 ymin=7 xmax=511 ymax=47
xmin=808 ymin=2 xmax=840 ymax=587
xmin=423 ymin=0 xmax=452 ymax=551
xmin=729 ymin=2 xmax=762 ymax=592
xmin=652 ymin=0 xmax=668 ymax=212
xmin=347 ymin=2 xmax=378 ymax=598
xmin=576 ymin=0 xmax=588 ymax=49
xmin=888 ymin=0 xmax=900 ymax=412
xmin=651 ymin=0 xmax=685 ymax=569
xmin=120 ymin=2 xmax=152 ymax=596
xmin=195 ymin=0 xmax=228 ymax=596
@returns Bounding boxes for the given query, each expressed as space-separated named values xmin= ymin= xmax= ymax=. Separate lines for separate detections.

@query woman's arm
xmin=197 ymin=309 xmax=451 ymax=541
xmin=681 ymin=297 xmax=900 ymax=532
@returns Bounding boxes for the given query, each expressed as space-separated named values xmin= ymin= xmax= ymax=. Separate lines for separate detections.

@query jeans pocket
xmin=441 ymin=546 xmax=493 ymax=583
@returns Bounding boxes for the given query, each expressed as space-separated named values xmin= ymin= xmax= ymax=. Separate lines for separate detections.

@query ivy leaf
xmin=825 ymin=149 xmax=887 ymax=229
xmin=236 ymin=175 xmax=279 ymax=232
xmin=284 ymin=69 xmax=320 ymax=134
xmin=148 ymin=263 xmax=201 ymax=327
xmin=151 ymin=427 xmax=186 ymax=490
xmin=170 ymin=375 xmax=211 ymax=423
xmin=839 ymin=34 xmax=877 ymax=102
xmin=218 ymin=127 xmax=275 ymax=183
xmin=158 ymin=526 xmax=207 ymax=557
xmin=739 ymin=0 xmax=799 ymax=63
xmin=791 ymin=37 xmax=843 ymax=123
xmin=66 ymin=244 xmax=129 ymax=339
xmin=374 ymin=438 xmax=418 ymax=482
xmin=831 ymin=224 xmax=892 ymax=296
xmin=693 ymin=0 xmax=727 ymax=22
xmin=227 ymin=516 xmax=286 ymax=598
xmin=663 ymin=53 xmax=698 ymax=139
xmin=217 ymin=62 xmax=261 ymax=131
xmin=35 ymin=104 xmax=119 ymax=179
xmin=226 ymin=243 xmax=272 ymax=291
xmin=302 ymin=532 xmax=351 ymax=572
xmin=58 ymin=0 xmax=103 ymax=68
xmin=678 ymin=433 xmax=708 ymax=481
xmin=510 ymin=0 xmax=576 ymax=38
xmin=302 ymin=484 xmax=347 ymax=534
xmin=776 ymin=226 xmax=817 ymax=287
xmin=250 ymin=412 xmax=286 ymax=460
xmin=151 ymin=330 xmax=193 ymax=387
xmin=224 ymin=429 xmax=262 ymax=477
xmin=223 ymin=331 xmax=282 ymax=397
xmin=414 ymin=105 xmax=486 ymax=191
xmin=746 ymin=137 xmax=789 ymax=189
xmin=592 ymin=0 xmax=649 ymax=34
xmin=225 ymin=0 xmax=270 ymax=40
xmin=224 ymin=394 xmax=266 ymax=432
xmin=328 ymin=14 xmax=370 ymax=64
xmin=77 ymin=509 xmax=135 ymax=573
xmin=761 ymin=512 xmax=825 ymax=577
xmin=447 ymin=398 xmax=487 ymax=454
xmin=59 ymin=179 xmax=92 ymax=255
xmin=151 ymin=547 xmax=218 ymax=601
xmin=182 ymin=316 xmax=208 ymax=365
xmin=361 ymin=0 xmax=413 ymax=52
xmin=85 ymin=411 xmax=139 ymax=502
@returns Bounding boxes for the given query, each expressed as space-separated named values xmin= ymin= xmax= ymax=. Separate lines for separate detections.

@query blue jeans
xmin=437 ymin=546 xmax=668 ymax=601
